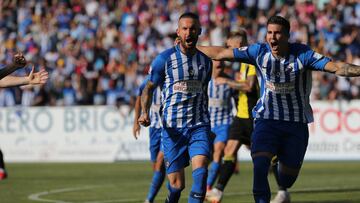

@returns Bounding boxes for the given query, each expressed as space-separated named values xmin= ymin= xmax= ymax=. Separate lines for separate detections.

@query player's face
xmin=266 ymin=23 xmax=289 ymax=57
xmin=177 ymin=17 xmax=201 ymax=50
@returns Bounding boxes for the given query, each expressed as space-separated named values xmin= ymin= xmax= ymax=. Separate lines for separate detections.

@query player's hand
xmin=215 ymin=77 xmax=228 ymax=85
xmin=28 ymin=66 xmax=49 ymax=85
xmin=12 ymin=52 xmax=27 ymax=68
xmin=133 ymin=122 xmax=141 ymax=139
xmin=138 ymin=113 xmax=151 ymax=127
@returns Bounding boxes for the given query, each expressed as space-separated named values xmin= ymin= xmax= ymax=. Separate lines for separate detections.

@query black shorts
xmin=228 ymin=117 xmax=253 ymax=146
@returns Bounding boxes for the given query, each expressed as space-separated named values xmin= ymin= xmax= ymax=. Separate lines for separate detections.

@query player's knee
xmin=252 ymin=155 xmax=271 ymax=177
xmin=224 ymin=140 xmax=239 ymax=155
xmin=167 ymin=181 xmax=185 ymax=191
xmin=168 ymin=175 xmax=185 ymax=189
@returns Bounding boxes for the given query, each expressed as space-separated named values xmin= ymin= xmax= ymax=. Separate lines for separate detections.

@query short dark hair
xmin=228 ymin=29 xmax=248 ymax=42
xmin=179 ymin=12 xmax=200 ymax=21
xmin=267 ymin=16 xmax=290 ymax=35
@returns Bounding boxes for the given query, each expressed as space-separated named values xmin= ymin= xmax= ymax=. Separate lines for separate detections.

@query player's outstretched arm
xmin=0 ymin=52 xmax=27 ymax=80
xmin=133 ymin=96 xmax=142 ymax=139
xmin=216 ymin=75 xmax=256 ymax=92
xmin=324 ymin=61 xmax=360 ymax=77
xmin=0 ymin=66 xmax=48 ymax=88
xmin=197 ymin=46 xmax=235 ymax=61
xmin=138 ymin=81 xmax=155 ymax=127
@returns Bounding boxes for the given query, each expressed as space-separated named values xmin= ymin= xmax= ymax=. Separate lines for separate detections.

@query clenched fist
xmin=12 ymin=52 xmax=27 ymax=68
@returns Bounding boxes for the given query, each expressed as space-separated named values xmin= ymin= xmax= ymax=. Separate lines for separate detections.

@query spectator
xmin=0 ymin=0 xmax=358 ymax=106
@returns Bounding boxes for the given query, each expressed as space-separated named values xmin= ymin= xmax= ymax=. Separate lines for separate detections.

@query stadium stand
xmin=0 ymin=0 xmax=359 ymax=107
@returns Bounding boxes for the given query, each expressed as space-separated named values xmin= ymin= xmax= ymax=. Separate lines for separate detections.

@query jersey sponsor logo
xmin=266 ymin=81 xmax=295 ymax=94
xmin=173 ymin=80 xmax=202 ymax=93
xmin=208 ymin=98 xmax=227 ymax=107
xmin=151 ymin=104 xmax=161 ymax=112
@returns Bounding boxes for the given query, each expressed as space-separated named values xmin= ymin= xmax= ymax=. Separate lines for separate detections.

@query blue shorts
xmin=162 ymin=125 xmax=211 ymax=174
xmin=251 ymin=119 xmax=309 ymax=169
xmin=211 ymin=124 xmax=230 ymax=144
xmin=149 ymin=127 xmax=163 ymax=162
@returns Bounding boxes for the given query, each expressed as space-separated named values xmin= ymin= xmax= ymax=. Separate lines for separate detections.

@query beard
xmin=179 ymin=36 xmax=198 ymax=50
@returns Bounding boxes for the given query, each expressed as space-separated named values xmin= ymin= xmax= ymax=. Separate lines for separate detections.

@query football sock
xmin=165 ymin=182 xmax=183 ymax=203
xmin=216 ymin=155 xmax=236 ymax=191
xmin=146 ymin=169 xmax=166 ymax=202
xmin=0 ymin=150 xmax=5 ymax=169
xmin=206 ymin=161 xmax=220 ymax=188
xmin=189 ymin=167 xmax=207 ymax=203
xmin=252 ymin=156 xmax=271 ymax=203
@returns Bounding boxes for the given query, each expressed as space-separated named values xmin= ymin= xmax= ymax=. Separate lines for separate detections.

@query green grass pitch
xmin=1 ymin=161 xmax=360 ymax=203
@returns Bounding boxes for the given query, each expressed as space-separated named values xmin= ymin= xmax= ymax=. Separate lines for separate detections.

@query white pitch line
xmin=28 ymin=185 xmax=107 ymax=203
xmin=28 ymin=185 xmax=360 ymax=203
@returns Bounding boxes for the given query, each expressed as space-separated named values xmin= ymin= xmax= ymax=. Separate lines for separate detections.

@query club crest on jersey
xmin=189 ymin=69 xmax=194 ymax=76
xmin=285 ymin=63 xmax=294 ymax=73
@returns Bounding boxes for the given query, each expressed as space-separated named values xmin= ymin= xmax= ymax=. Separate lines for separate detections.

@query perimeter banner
xmin=0 ymin=101 xmax=359 ymax=162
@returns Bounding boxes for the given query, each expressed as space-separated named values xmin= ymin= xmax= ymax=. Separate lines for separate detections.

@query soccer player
xmin=205 ymin=30 xmax=259 ymax=203
xmin=198 ymin=15 xmax=360 ymax=203
xmin=139 ymin=12 xmax=213 ymax=203
xmin=206 ymin=59 xmax=235 ymax=191
xmin=0 ymin=53 xmax=49 ymax=180
xmin=133 ymin=76 xmax=165 ymax=203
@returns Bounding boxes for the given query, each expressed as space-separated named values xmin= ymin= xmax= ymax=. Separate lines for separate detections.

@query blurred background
xmin=0 ymin=0 xmax=359 ymax=162
xmin=0 ymin=0 xmax=359 ymax=107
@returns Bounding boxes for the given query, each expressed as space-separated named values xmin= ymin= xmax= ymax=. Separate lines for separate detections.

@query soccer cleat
xmin=143 ymin=200 xmax=151 ymax=203
xmin=270 ymin=190 xmax=291 ymax=203
xmin=0 ymin=168 xmax=7 ymax=180
xmin=205 ymin=188 xmax=223 ymax=203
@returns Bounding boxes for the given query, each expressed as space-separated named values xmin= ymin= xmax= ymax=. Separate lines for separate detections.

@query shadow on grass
xmin=291 ymin=187 xmax=360 ymax=194
xmin=296 ymin=201 xmax=354 ymax=203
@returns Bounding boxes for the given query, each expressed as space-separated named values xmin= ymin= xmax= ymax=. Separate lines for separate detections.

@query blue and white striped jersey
xmin=208 ymin=78 xmax=233 ymax=127
xmin=149 ymin=45 xmax=213 ymax=128
xmin=138 ymin=76 xmax=162 ymax=128
xmin=233 ymin=43 xmax=331 ymax=123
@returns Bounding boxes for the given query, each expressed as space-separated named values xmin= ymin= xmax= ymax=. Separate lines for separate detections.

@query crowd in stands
xmin=0 ymin=0 xmax=359 ymax=107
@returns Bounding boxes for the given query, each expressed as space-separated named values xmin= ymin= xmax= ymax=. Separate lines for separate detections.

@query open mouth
xmin=185 ymin=37 xmax=195 ymax=45
xmin=270 ymin=41 xmax=279 ymax=51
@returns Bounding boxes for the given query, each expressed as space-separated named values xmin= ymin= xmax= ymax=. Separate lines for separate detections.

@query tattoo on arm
xmin=331 ymin=62 xmax=360 ymax=77
xmin=140 ymin=82 xmax=154 ymax=115
xmin=225 ymin=78 xmax=252 ymax=92
xmin=342 ymin=63 xmax=360 ymax=77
